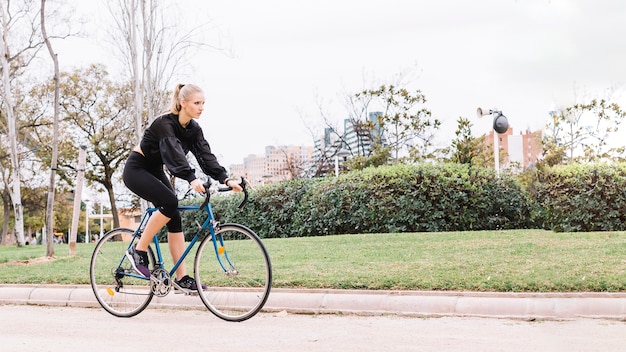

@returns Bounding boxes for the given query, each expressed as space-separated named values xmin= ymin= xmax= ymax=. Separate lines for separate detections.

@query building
xmin=482 ymin=127 xmax=543 ymax=171
xmin=241 ymin=153 xmax=266 ymax=187
xmin=264 ymin=145 xmax=314 ymax=182
xmin=230 ymin=145 xmax=314 ymax=186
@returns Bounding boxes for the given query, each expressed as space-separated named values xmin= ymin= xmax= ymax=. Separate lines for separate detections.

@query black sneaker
xmin=175 ymin=275 xmax=207 ymax=291
xmin=125 ymin=244 xmax=151 ymax=278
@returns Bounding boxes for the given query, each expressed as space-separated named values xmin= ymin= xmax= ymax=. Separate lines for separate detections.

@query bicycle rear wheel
xmin=90 ymin=228 xmax=155 ymax=317
xmin=194 ymin=224 xmax=272 ymax=322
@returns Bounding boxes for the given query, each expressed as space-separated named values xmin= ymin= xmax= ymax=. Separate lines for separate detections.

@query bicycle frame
xmin=129 ymin=201 xmax=233 ymax=281
xmin=121 ymin=179 xmax=250 ymax=283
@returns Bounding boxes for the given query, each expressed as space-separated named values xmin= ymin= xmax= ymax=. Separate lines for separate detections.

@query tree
xmin=305 ymin=67 xmax=441 ymax=174
xmin=106 ymin=0 xmax=221 ymax=142
xmin=26 ymin=65 xmax=136 ymax=229
xmin=60 ymin=66 xmax=136 ymax=229
xmin=0 ymin=0 xmax=44 ymax=246
xmin=343 ymin=89 xmax=378 ymax=158
xmin=445 ymin=116 xmax=492 ymax=167
xmin=0 ymin=0 xmax=71 ymax=248
xmin=41 ymin=0 xmax=61 ymax=256
xmin=543 ymin=98 xmax=626 ymax=164
xmin=356 ymin=85 xmax=441 ymax=163
xmin=309 ymin=126 xmax=349 ymax=177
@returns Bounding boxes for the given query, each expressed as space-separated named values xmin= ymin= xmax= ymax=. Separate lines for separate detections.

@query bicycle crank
xmin=150 ymin=268 xmax=172 ymax=297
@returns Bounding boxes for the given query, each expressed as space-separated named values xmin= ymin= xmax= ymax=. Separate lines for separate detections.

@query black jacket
xmin=139 ymin=113 xmax=229 ymax=183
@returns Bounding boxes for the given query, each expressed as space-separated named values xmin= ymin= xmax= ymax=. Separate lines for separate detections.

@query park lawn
xmin=0 ymin=229 xmax=625 ymax=292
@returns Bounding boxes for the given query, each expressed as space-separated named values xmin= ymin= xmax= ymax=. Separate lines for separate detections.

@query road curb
xmin=1 ymin=284 xmax=626 ymax=320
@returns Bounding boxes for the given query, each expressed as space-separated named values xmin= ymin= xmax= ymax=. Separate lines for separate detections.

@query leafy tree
xmin=445 ymin=116 xmax=492 ymax=167
xmin=21 ymin=186 xmax=46 ymax=239
xmin=543 ymin=98 xmax=626 ymax=164
xmin=61 ymin=66 xmax=136 ymax=228
xmin=25 ymin=64 xmax=136 ymax=229
xmin=356 ymin=85 xmax=441 ymax=163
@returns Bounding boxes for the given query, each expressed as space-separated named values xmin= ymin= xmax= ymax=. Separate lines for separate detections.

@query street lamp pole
xmin=492 ymin=129 xmax=499 ymax=175
xmin=99 ymin=202 xmax=104 ymax=242
xmin=84 ymin=199 xmax=90 ymax=244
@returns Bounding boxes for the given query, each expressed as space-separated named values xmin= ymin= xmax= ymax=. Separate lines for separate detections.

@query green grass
xmin=1 ymin=229 xmax=625 ymax=292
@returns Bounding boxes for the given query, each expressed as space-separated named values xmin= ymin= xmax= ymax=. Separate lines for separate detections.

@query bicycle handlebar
xmin=199 ymin=176 xmax=249 ymax=210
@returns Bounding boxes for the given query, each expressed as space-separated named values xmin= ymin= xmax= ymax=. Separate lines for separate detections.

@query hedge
xmin=199 ymin=163 xmax=535 ymax=239
xmin=531 ymin=163 xmax=626 ymax=232
xmin=177 ymin=162 xmax=626 ymax=239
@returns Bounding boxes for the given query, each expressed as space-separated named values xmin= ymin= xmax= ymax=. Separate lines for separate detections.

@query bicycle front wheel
xmin=90 ymin=228 xmax=155 ymax=317
xmin=194 ymin=224 xmax=272 ymax=322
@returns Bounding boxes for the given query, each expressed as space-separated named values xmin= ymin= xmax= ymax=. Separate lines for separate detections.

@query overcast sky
xmin=60 ymin=0 xmax=626 ymax=167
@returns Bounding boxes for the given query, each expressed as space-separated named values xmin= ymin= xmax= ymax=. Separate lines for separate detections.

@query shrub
xmin=180 ymin=162 xmax=626 ymax=237
xmin=288 ymin=163 xmax=534 ymax=237
xmin=532 ymin=163 xmax=626 ymax=232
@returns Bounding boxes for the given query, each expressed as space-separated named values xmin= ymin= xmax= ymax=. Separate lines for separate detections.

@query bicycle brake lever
xmin=199 ymin=181 xmax=212 ymax=210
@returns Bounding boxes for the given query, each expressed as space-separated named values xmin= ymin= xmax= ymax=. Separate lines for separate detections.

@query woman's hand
xmin=225 ymin=177 xmax=244 ymax=192
xmin=190 ymin=179 xmax=205 ymax=193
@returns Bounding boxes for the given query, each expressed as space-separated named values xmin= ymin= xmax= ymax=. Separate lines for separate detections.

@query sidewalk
xmin=2 ymin=284 xmax=626 ymax=320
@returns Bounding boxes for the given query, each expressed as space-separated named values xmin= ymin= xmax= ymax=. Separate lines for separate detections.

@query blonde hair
xmin=169 ymin=83 xmax=203 ymax=114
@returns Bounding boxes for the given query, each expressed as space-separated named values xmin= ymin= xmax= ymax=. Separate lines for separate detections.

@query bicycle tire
xmin=194 ymin=223 xmax=272 ymax=322
xmin=90 ymin=228 xmax=155 ymax=317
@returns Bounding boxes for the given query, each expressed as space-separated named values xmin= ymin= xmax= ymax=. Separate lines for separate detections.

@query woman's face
xmin=180 ymin=92 xmax=205 ymax=119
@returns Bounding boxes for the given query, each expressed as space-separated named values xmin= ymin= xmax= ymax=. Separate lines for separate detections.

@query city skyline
xmin=227 ymin=117 xmax=544 ymax=186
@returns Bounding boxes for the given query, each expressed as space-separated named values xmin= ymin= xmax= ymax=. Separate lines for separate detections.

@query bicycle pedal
xmin=174 ymin=287 xmax=198 ymax=296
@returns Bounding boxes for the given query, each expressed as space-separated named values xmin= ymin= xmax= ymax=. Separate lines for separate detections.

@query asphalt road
xmin=1 ymin=305 xmax=625 ymax=352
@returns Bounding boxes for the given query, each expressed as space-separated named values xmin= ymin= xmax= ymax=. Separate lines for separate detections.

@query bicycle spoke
xmin=194 ymin=224 xmax=272 ymax=322
xmin=90 ymin=229 xmax=155 ymax=317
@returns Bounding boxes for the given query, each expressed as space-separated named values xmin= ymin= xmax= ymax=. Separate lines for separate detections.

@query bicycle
xmin=89 ymin=177 xmax=272 ymax=322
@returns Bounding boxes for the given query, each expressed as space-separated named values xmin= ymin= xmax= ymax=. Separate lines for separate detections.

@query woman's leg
xmin=123 ymin=152 xmax=178 ymax=277
xmin=169 ymin=231 xmax=205 ymax=290
xmin=167 ymin=232 xmax=186 ymax=280
xmin=135 ymin=211 xmax=170 ymax=251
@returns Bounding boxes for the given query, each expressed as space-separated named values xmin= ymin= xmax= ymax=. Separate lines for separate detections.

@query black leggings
xmin=122 ymin=151 xmax=182 ymax=233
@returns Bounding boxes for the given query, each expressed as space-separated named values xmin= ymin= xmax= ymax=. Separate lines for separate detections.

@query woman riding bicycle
xmin=122 ymin=83 xmax=242 ymax=290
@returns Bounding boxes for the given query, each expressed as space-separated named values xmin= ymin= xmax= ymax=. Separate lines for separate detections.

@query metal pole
xmin=69 ymin=145 xmax=87 ymax=255
xmin=99 ymin=202 xmax=103 ymax=242
xmin=493 ymin=130 xmax=500 ymax=176
xmin=85 ymin=201 xmax=89 ymax=244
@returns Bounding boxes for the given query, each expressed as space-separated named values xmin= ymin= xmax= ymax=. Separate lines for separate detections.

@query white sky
xmin=57 ymin=0 xmax=626 ymax=167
